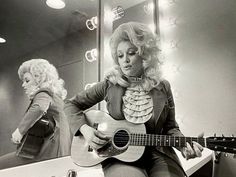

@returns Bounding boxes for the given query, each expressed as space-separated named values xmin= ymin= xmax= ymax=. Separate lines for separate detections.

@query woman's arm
xmin=162 ymin=80 xmax=203 ymax=159
xmin=17 ymin=91 xmax=52 ymax=136
xmin=162 ymin=80 xmax=183 ymax=136
xmin=64 ymin=80 xmax=109 ymax=136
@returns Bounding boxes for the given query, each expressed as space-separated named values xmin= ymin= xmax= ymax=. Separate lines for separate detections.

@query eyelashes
xmin=117 ymin=50 xmax=138 ymax=59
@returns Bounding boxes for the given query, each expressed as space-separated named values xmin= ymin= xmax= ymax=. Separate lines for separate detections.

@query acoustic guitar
xmin=16 ymin=115 xmax=55 ymax=159
xmin=71 ymin=110 xmax=236 ymax=167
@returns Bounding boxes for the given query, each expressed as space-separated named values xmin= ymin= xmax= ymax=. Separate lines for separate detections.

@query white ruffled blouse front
xmin=122 ymin=84 xmax=153 ymax=124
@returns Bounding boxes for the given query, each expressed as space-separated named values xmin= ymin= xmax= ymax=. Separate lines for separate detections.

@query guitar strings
xmin=111 ymin=131 xmax=206 ymax=147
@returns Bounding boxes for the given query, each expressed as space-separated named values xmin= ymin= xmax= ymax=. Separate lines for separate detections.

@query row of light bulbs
xmin=159 ymin=0 xmax=180 ymax=81
xmin=158 ymin=0 xmax=185 ymax=125
xmin=86 ymin=6 xmax=125 ymax=31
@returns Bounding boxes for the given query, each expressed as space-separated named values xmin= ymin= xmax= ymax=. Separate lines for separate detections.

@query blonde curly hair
xmin=105 ymin=21 xmax=162 ymax=92
xmin=18 ymin=59 xmax=67 ymax=100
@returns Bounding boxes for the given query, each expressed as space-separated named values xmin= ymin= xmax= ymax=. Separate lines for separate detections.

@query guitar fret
xmin=152 ymin=136 xmax=155 ymax=146
xmin=146 ymin=134 xmax=148 ymax=146
xmin=164 ymin=136 xmax=166 ymax=146
xmin=145 ymin=134 xmax=147 ymax=146
xmin=137 ymin=134 xmax=140 ymax=145
xmin=141 ymin=134 xmax=143 ymax=145
xmin=149 ymin=134 xmax=151 ymax=146
xmin=160 ymin=135 xmax=162 ymax=146
xmin=141 ymin=134 xmax=143 ymax=146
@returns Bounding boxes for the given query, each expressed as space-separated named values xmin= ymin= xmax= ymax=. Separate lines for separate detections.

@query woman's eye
xmin=128 ymin=52 xmax=136 ymax=55
xmin=128 ymin=50 xmax=137 ymax=55
xmin=118 ymin=54 xmax=123 ymax=58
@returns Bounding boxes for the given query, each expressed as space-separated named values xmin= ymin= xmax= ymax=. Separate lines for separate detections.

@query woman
xmin=65 ymin=22 xmax=203 ymax=177
xmin=0 ymin=59 xmax=71 ymax=169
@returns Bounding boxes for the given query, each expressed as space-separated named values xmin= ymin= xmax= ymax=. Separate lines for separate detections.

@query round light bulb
xmin=0 ymin=37 xmax=6 ymax=43
xmin=46 ymin=0 xmax=65 ymax=9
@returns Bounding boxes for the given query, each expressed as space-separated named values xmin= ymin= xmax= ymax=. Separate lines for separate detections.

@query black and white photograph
xmin=0 ymin=0 xmax=235 ymax=177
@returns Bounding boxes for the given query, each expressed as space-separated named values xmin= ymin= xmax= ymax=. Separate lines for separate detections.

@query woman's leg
xmin=103 ymin=161 xmax=148 ymax=177
xmin=147 ymin=152 xmax=186 ymax=177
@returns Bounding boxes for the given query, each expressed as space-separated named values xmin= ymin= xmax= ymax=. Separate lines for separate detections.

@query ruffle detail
xmin=122 ymin=85 xmax=153 ymax=124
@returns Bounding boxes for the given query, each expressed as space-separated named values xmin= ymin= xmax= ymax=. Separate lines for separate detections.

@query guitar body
xmin=16 ymin=115 xmax=55 ymax=159
xmin=71 ymin=110 xmax=146 ymax=167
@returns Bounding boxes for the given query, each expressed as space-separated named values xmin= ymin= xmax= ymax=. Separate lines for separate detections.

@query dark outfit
xmin=0 ymin=89 xmax=71 ymax=169
xmin=65 ymin=79 xmax=186 ymax=177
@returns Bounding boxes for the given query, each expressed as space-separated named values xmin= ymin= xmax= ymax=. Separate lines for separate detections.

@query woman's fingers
xmin=182 ymin=142 xmax=203 ymax=160
xmin=88 ymin=131 xmax=110 ymax=150
xmin=193 ymin=142 xmax=202 ymax=157
xmin=186 ymin=143 xmax=195 ymax=159
xmin=92 ymin=136 xmax=108 ymax=146
xmin=94 ymin=131 xmax=110 ymax=140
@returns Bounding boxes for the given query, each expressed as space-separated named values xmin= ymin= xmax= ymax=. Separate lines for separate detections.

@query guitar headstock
xmin=206 ymin=135 xmax=236 ymax=154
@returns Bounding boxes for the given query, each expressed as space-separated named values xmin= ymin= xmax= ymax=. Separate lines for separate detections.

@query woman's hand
xmin=11 ymin=128 xmax=23 ymax=144
xmin=80 ymin=124 xmax=110 ymax=150
xmin=180 ymin=141 xmax=204 ymax=160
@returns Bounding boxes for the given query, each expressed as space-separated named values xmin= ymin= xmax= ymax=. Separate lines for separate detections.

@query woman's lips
xmin=123 ymin=65 xmax=132 ymax=69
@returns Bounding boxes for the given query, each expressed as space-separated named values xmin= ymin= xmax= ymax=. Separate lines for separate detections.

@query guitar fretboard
xmin=130 ymin=134 xmax=206 ymax=147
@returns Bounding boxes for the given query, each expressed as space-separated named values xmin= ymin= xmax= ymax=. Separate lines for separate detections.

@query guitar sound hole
xmin=113 ymin=130 xmax=129 ymax=148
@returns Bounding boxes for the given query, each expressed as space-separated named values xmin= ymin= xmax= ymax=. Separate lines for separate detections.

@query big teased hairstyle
xmin=105 ymin=21 xmax=162 ymax=92
xmin=18 ymin=59 xmax=67 ymax=100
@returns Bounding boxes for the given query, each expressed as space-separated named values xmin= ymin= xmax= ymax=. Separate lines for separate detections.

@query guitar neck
xmin=130 ymin=134 xmax=206 ymax=148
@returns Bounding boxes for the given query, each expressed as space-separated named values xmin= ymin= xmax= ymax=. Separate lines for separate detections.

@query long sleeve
xmin=162 ymin=80 xmax=184 ymax=137
xmin=18 ymin=91 xmax=52 ymax=135
xmin=64 ymin=80 xmax=108 ymax=136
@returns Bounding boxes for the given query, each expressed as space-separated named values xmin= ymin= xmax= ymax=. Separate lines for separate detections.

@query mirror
xmin=0 ymin=0 xmax=99 ymax=169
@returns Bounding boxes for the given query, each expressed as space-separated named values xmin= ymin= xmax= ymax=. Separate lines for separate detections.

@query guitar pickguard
xmin=97 ymin=140 xmax=128 ymax=157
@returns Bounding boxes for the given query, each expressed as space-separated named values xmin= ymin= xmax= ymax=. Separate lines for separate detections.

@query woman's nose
xmin=124 ymin=54 xmax=130 ymax=63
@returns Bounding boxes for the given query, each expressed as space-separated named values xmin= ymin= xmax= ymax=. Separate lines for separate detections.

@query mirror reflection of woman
xmin=65 ymin=22 xmax=204 ymax=177
xmin=0 ymin=59 xmax=71 ymax=169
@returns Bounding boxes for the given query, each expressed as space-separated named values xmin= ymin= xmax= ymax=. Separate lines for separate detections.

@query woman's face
xmin=117 ymin=41 xmax=143 ymax=77
xmin=22 ymin=72 xmax=38 ymax=97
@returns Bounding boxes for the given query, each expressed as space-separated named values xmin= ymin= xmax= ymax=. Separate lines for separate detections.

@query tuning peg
xmin=232 ymin=134 xmax=234 ymax=137
xmin=214 ymin=151 xmax=221 ymax=164
xmin=214 ymin=133 xmax=216 ymax=137
xmin=222 ymin=134 xmax=224 ymax=137
xmin=224 ymin=153 xmax=228 ymax=157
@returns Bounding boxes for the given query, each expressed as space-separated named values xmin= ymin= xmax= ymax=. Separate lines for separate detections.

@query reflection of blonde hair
xmin=18 ymin=59 xmax=67 ymax=100
xmin=106 ymin=22 xmax=162 ymax=92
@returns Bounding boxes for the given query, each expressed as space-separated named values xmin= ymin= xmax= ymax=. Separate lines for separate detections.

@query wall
xmin=0 ymin=66 xmax=28 ymax=155
xmin=159 ymin=0 xmax=236 ymax=176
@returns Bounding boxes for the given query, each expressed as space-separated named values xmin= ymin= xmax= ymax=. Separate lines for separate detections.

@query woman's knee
xmin=103 ymin=162 xmax=148 ymax=177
